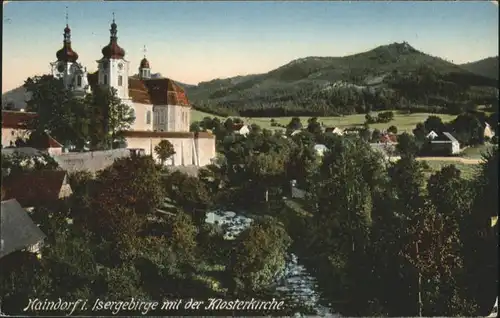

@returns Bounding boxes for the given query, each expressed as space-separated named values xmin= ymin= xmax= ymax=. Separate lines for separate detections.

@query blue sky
xmin=2 ymin=1 xmax=498 ymax=92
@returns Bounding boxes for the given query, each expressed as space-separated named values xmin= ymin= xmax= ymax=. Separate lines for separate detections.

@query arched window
xmin=76 ymin=75 xmax=82 ymax=87
xmin=146 ymin=110 xmax=151 ymax=125
xmin=103 ymin=74 xmax=108 ymax=85
xmin=118 ymin=75 xmax=123 ymax=86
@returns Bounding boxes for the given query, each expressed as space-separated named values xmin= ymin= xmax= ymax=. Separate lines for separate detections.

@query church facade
xmin=50 ymin=17 xmax=216 ymax=166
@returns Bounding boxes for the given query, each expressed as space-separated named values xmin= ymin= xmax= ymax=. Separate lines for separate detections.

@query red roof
xmin=86 ymin=74 xmax=190 ymax=107
xmin=140 ymin=58 xmax=150 ymax=69
xmin=1 ymin=111 xmax=37 ymax=129
xmin=2 ymin=171 xmax=69 ymax=207
xmin=131 ymin=78 xmax=190 ymax=106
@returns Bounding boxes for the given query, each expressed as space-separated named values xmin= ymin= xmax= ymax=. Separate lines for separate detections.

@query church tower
xmin=50 ymin=10 xmax=89 ymax=96
xmin=97 ymin=14 xmax=130 ymax=100
xmin=138 ymin=45 xmax=151 ymax=79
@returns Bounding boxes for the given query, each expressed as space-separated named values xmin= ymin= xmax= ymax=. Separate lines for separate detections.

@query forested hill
xmin=185 ymin=42 xmax=498 ymax=117
xmin=460 ymin=56 xmax=499 ymax=80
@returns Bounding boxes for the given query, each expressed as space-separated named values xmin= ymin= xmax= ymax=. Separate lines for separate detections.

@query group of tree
xmin=23 ymin=75 xmax=135 ymax=151
xmin=364 ymin=111 xmax=395 ymax=124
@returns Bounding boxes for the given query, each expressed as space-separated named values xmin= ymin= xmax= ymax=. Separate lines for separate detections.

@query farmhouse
xmin=426 ymin=130 xmax=439 ymax=140
xmin=430 ymin=132 xmax=460 ymax=155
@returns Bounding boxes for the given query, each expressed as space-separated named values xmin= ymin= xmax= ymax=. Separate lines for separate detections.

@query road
xmin=416 ymin=157 xmax=481 ymax=164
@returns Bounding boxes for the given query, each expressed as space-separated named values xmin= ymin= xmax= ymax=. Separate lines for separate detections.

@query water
xmin=205 ymin=210 xmax=339 ymax=317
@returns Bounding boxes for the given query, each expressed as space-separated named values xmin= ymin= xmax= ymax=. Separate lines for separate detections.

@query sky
xmin=2 ymin=1 xmax=498 ymax=93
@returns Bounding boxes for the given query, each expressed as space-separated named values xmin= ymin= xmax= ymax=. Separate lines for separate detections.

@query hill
xmin=186 ymin=42 xmax=498 ymax=117
xmin=460 ymin=56 xmax=499 ymax=80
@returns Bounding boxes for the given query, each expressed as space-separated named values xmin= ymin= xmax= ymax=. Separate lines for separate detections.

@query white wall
xmin=125 ymin=135 xmax=215 ymax=167
xmin=131 ymin=102 xmax=154 ymax=131
xmin=1 ymin=128 xmax=30 ymax=147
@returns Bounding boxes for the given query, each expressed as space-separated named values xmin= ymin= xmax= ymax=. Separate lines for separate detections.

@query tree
xmin=163 ymin=171 xmax=212 ymax=225
xmin=387 ymin=125 xmax=398 ymax=134
xmin=396 ymin=133 xmax=420 ymax=158
xmin=84 ymin=86 xmax=135 ymax=150
xmin=86 ymin=155 xmax=164 ymax=241
xmin=286 ymin=117 xmax=303 ymax=132
xmin=23 ymin=75 xmax=89 ymax=149
xmin=229 ymin=217 xmax=291 ymax=292
xmin=154 ymin=140 xmax=176 ymax=165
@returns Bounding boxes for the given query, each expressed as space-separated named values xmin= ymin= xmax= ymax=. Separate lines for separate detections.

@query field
xmin=422 ymin=160 xmax=478 ymax=180
xmin=191 ymin=109 xmax=456 ymax=133
xmin=460 ymin=144 xmax=495 ymax=159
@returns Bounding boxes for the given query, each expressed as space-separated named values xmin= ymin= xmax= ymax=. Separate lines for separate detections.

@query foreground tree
xmin=83 ymin=86 xmax=135 ymax=149
xmin=154 ymin=139 xmax=176 ymax=165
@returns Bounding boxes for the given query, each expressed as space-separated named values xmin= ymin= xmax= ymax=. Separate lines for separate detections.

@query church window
xmin=118 ymin=75 xmax=123 ymax=86
xmin=76 ymin=75 xmax=82 ymax=87
xmin=103 ymin=74 xmax=108 ymax=85
xmin=146 ymin=110 xmax=151 ymax=125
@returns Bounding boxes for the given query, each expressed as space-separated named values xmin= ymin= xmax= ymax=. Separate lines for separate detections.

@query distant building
xmin=379 ymin=133 xmax=398 ymax=143
xmin=484 ymin=122 xmax=495 ymax=139
xmin=233 ymin=124 xmax=250 ymax=136
xmin=325 ymin=127 xmax=344 ymax=135
xmin=0 ymin=199 xmax=47 ymax=259
xmin=430 ymin=132 xmax=460 ymax=155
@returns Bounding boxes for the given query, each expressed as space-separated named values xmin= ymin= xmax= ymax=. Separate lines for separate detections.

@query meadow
xmin=191 ymin=109 xmax=457 ymax=133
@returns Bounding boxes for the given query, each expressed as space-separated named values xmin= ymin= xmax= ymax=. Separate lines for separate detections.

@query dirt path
xmin=416 ymin=157 xmax=481 ymax=164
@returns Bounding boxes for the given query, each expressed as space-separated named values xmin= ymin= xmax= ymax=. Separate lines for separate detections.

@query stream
xmin=205 ymin=210 xmax=339 ymax=317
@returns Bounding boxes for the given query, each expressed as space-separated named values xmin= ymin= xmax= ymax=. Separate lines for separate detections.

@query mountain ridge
xmin=3 ymin=42 xmax=498 ymax=115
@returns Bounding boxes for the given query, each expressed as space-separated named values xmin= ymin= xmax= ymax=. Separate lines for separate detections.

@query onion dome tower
xmin=101 ymin=14 xmax=125 ymax=59
xmin=56 ymin=24 xmax=79 ymax=63
xmin=139 ymin=45 xmax=151 ymax=79
xmin=97 ymin=13 xmax=130 ymax=100
xmin=50 ymin=9 xmax=88 ymax=95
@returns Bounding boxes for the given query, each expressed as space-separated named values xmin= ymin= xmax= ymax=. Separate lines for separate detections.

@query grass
xmin=422 ymin=160 xmax=478 ymax=180
xmin=191 ymin=109 xmax=456 ymax=133
xmin=460 ymin=143 xmax=495 ymax=159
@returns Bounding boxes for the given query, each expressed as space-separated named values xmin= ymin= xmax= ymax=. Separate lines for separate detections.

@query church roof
xmin=101 ymin=20 xmax=125 ymax=59
xmin=86 ymin=74 xmax=190 ymax=107
xmin=130 ymin=77 xmax=190 ymax=106
xmin=140 ymin=58 xmax=150 ymax=69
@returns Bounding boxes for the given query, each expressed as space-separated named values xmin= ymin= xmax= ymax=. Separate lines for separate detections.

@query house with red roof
xmin=49 ymin=16 xmax=215 ymax=166
xmin=2 ymin=170 xmax=72 ymax=211
xmin=1 ymin=110 xmax=36 ymax=148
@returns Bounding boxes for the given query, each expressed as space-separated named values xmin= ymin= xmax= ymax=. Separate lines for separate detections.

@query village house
xmin=2 ymin=170 xmax=73 ymax=211
xmin=324 ymin=127 xmax=344 ymax=135
xmin=233 ymin=123 xmax=251 ymax=136
xmin=1 ymin=110 xmax=37 ymax=148
xmin=430 ymin=132 xmax=461 ymax=155
xmin=0 ymin=199 xmax=47 ymax=259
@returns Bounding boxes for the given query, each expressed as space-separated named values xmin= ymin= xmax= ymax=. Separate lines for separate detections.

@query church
xmin=50 ymin=16 xmax=216 ymax=167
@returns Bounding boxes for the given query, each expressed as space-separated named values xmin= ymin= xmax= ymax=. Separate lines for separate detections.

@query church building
xmin=50 ymin=16 xmax=216 ymax=166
